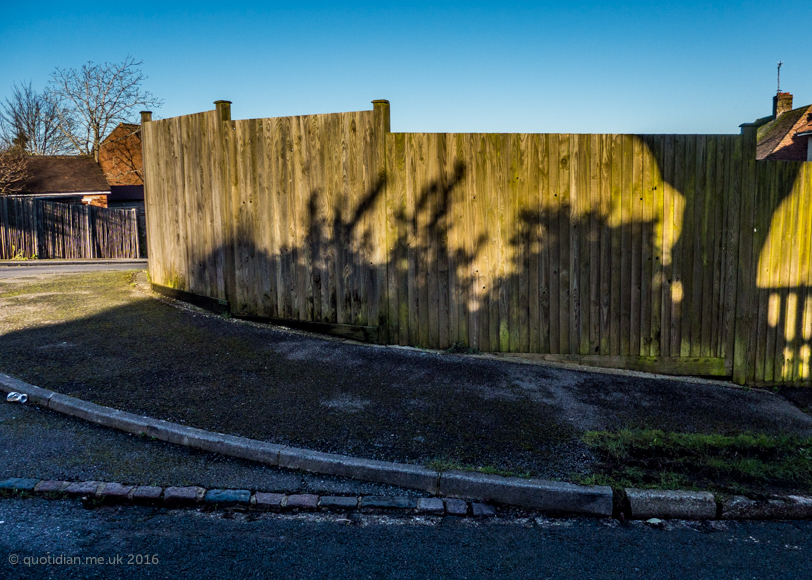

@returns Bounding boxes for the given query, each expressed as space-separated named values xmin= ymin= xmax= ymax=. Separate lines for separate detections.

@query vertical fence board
xmin=577 ymin=135 xmax=597 ymax=355
xmin=609 ymin=134 xmax=622 ymax=356
xmin=547 ymin=134 xmax=561 ymax=354
xmin=620 ymin=134 xmax=633 ymax=356
xmin=640 ymin=136 xmax=654 ymax=356
xmin=690 ymin=135 xmax=707 ymax=357
xmin=630 ymin=136 xmax=643 ymax=355
xmin=538 ymin=134 xmax=551 ymax=354
xmin=599 ymin=134 xmax=613 ymax=355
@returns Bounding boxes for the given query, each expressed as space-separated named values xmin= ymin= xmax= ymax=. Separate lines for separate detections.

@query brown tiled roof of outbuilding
xmin=756 ymin=105 xmax=812 ymax=161
xmin=19 ymin=156 xmax=111 ymax=194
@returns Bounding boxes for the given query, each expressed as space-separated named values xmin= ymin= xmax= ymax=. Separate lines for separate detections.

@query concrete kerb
xmin=625 ymin=488 xmax=717 ymax=520
xmin=278 ymin=447 xmax=439 ymax=494
xmin=0 ymin=373 xmax=54 ymax=408
xmin=439 ymin=470 xmax=613 ymax=517
xmin=2 ymin=372 xmax=809 ymax=520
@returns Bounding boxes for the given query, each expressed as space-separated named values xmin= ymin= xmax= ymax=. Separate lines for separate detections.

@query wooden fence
xmin=0 ymin=197 xmax=140 ymax=259
xmin=141 ymin=101 xmax=812 ymax=385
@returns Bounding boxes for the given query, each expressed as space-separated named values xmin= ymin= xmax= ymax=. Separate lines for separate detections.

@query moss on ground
xmin=578 ymin=429 xmax=812 ymax=496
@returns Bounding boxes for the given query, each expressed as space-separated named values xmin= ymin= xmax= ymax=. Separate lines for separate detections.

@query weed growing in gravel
xmin=445 ymin=342 xmax=481 ymax=355
xmin=425 ymin=458 xmax=532 ymax=478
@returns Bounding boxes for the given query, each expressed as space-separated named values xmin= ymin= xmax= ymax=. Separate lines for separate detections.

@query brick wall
xmin=99 ymin=125 xmax=143 ymax=186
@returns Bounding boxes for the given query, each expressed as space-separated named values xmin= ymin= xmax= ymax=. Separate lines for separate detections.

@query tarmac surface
xmin=1 ymin=268 xmax=811 ymax=482
xmin=2 ymin=498 xmax=811 ymax=580
xmin=0 ymin=397 xmax=429 ymax=497
xmin=0 ymin=260 xmax=147 ymax=278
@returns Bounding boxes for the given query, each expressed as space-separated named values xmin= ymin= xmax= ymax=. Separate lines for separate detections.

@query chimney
xmin=773 ymin=92 xmax=793 ymax=118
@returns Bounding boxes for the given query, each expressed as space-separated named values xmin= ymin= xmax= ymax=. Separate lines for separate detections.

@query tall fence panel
xmin=141 ymin=101 xmax=812 ymax=384
xmin=142 ymin=103 xmax=389 ymax=329
xmin=142 ymin=110 xmax=228 ymax=299
xmin=0 ymin=197 xmax=139 ymax=259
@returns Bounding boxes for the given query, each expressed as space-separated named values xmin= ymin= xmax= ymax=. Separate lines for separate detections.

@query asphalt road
xmin=0 ymin=261 xmax=146 ymax=278
xmin=1 ymin=498 xmax=810 ymax=579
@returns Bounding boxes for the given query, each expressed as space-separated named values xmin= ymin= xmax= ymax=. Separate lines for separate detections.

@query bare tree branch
xmin=0 ymin=81 xmax=73 ymax=155
xmin=0 ymin=148 xmax=29 ymax=195
xmin=46 ymin=56 xmax=163 ymax=162
xmin=99 ymin=124 xmax=143 ymax=185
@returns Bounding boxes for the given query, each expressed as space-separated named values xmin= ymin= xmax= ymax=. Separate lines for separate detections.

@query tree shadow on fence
xmin=178 ymin=140 xmax=811 ymax=382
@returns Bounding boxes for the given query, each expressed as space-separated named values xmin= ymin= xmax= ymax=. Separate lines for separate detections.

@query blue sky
xmin=1 ymin=1 xmax=810 ymax=135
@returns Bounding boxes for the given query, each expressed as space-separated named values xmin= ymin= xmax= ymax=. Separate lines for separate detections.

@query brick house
xmin=98 ymin=122 xmax=147 ymax=256
xmin=753 ymin=92 xmax=812 ymax=161
xmin=99 ymin=123 xmax=144 ymax=187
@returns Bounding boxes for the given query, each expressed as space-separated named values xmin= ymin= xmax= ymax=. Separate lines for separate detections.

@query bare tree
xmin=47 ymin=56 xmax=162 ymax=162
xmin=0 ymin=81 xmax=72 ymax=155
xmin=0 ymin=148 xmax=29 ymax=195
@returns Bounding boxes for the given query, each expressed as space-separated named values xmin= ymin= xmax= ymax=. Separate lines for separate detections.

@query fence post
xmin=140 ymin=111 xmax=153 ymax=271
xmin=732 ymin=124 xmax=758 ymax=384
xmin=214 ymin=100 xmax=236 ymax=305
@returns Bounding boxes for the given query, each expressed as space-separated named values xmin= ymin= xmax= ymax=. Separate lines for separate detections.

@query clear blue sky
xmin=2 ymin=1 xmax=810 ymax=135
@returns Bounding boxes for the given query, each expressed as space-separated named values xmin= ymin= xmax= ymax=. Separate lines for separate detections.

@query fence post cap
xmin=214 ymin=101 xmax=232 ymax=122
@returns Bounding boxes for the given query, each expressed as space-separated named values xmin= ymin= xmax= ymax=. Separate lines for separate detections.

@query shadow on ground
xmin=0 ymin=270 xmax=810 ymax=480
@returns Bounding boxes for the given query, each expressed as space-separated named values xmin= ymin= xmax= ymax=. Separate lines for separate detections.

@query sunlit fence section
xmin=748 ymin=161 xmax=812 ymax=383
xmin=0 ymin=197 xmax=139 ymax=259
xmin=141 ymin=101 xmax=812 ymax=385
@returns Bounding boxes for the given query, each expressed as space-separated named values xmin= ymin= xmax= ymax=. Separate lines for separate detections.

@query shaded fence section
xmin=141 ymin=103 xmax=387 ymax=330
xmin=142 ymin=101 xmax=812 ymax=385
xmin=0 ymin=198 xmax=139 ymax=259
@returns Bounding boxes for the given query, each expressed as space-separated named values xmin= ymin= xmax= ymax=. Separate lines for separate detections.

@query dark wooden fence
xmin=0 ymin=197 xmax=139 ymax=259
xmin=141 ymin=101 xmax=812 ymax=385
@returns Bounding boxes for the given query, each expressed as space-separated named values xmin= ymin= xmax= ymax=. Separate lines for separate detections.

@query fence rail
xmin=0 ymin=197 xmax=139 ymax=259
xmin=141 ymin=102 xmax=812 ymax=385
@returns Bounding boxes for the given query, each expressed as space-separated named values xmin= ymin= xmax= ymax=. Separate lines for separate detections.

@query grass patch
xmin=579 ymin=429 xmax=812 ymax=495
